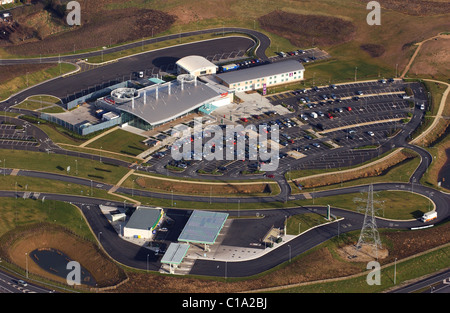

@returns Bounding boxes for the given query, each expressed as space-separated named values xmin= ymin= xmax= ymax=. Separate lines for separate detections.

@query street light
xmin=25 ymin=252 xmax=28 ymax=278
xmin=394 ymin=257 xmax=397 ymax=284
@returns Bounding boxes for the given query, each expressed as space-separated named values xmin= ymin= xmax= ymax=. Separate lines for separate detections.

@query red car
xmin=347 ymin=107 xmax=352 ymax=111
xmin=327 ymin=113 xmax=334 ymax=119
xmin=240 ymin=117 xmax=249 ymax=123
xmin=266 ymin=174 xmax=275 ymax=178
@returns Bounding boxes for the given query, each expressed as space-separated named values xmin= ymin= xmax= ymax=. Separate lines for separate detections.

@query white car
xmin=367 ymin=131 xmax=375 ymax=136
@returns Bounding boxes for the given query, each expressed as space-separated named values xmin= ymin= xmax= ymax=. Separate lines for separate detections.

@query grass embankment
xmin=289 ymin=149 xmax=420 ymax=193
xmin=121 ymin=174 xmax=280 ymax=197
xmin=0 ymin=149 xmax=130 ymax=185
xmin=286 ymin=213 xmax=336 ymax=235
xmin=0 ymin=63 xmax=77 ymax=101
xmin=0 ymin=175 xmax=125 ymax=202
xmin=118 ymin=190 xmax=430 ymax=220
xmin=276 ymin=242 xmax=450 ymax=293
xmin=0 ymin=199 xmax=126 ymax=289
xmin=0 ymin=198 xmax=92 ymax=240
xmin=86 ymin=32 xmax=245 ymax=64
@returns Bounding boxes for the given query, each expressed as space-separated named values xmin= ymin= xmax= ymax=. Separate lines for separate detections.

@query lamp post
xmin=394 ymin=257 xmax=397 ymax=284
xmin=25 ymin=252 xmax=28 ymax=278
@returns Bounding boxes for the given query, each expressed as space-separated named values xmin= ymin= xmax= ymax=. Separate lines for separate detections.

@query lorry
xmin=421 ymin=211 xmax=437 ymax=223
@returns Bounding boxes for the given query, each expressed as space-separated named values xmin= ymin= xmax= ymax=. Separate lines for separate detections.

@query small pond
xmin=31 ymin=248 xmax=96 ymax=286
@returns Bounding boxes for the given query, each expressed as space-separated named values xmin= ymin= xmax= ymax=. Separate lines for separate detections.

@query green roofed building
xmin=123 ymin=206 xmax=164 ymax=240
xmin=178 ymin=210 xmax=228 ymax=250
xmin=160 ymin=243 xmax=190 ymax=274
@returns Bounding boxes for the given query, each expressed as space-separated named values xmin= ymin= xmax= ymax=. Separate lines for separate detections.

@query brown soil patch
xmin=258 ymin=10 xmax=356 ymax=47
xmin=408 ymin=37 xmax=450 ymax=79
xmin=366 ymin=0 xmax=450 ymax=16
xmin=3 ymin=1 xmax=176 ymax=56
xmin=360 ymin=44 xmax=386 ymax=58
xmin=0 ymin=223 xmax=126 ymax=288
xmin=338 ymin=244 xmax=389 ymax=262
xmin=135 ymin=176 xmax=275 ymax=195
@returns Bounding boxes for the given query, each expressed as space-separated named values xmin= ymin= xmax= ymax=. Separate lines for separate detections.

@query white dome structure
xmin=176 ymin=55 xmax=217 ymax=77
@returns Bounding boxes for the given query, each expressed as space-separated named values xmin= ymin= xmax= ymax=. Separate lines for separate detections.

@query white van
xmin=421 ymin=211 xmax=437 ymax=223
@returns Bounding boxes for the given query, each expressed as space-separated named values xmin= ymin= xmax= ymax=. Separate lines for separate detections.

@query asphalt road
xmin=0 ymin=28 xmax=448 ymax=289
xmin=389 ymin=268 xmax=450 ymax=293
xmin=0 ymin=36 xmax=255 ymax=108
xmin=0 ymin=27 xmax=271 ymax=65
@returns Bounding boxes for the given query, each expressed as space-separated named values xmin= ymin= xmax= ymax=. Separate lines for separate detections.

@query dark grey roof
xmin=125 ymin=206 xmax=163 ymax=230
xmin=178 ymin=210 xmax=228 ymax=244
xmin=216 ymin=60 xmax=305 ymax=85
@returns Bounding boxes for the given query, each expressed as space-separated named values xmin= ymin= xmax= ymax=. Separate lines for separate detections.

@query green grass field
xmin=286 ymin=212 xmax=335 ymax=235
xmin=0 ymin=63 xmax=77 ymax=101
xmin=120 ymin=190 xmax=431 ymax=220
xmin=0 ymin=198 xmax=93 ymax=240
xmin=0 ymin=149 xmax=130 ymax=185
xmin=86 ymin=129 xmax=148 ymax=157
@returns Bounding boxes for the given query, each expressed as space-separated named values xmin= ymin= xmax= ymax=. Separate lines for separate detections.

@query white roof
xmin=176 ymin=55 xmax=217 ymax=73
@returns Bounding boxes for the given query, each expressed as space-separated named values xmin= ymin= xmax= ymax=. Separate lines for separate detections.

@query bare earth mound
xmin=3 ymin=4 xmax=176 ymax=56
xmin=338 ymin=244 xmax=389 ymax=262
xmin=258 ymin=10 xmax=357 ymax=47
xmin=408 ymin=36 xmax=450 ymax=79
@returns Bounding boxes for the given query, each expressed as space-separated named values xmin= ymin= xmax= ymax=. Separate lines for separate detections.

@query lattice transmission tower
xmin=355 ymin=184 xmax=383 ymax=259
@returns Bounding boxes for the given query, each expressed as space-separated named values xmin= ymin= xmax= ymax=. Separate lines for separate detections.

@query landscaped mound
xmin=0 ymin=223 xmax=127 ymax=289
xmin=258 ymin=10 xmax=357 ymax=47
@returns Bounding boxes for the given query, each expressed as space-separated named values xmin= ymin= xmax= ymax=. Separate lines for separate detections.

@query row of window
xmin=230 ymin=71 xmax=302 ymax=89
xmin=233 ymin=75 xmax=301 ymax=92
